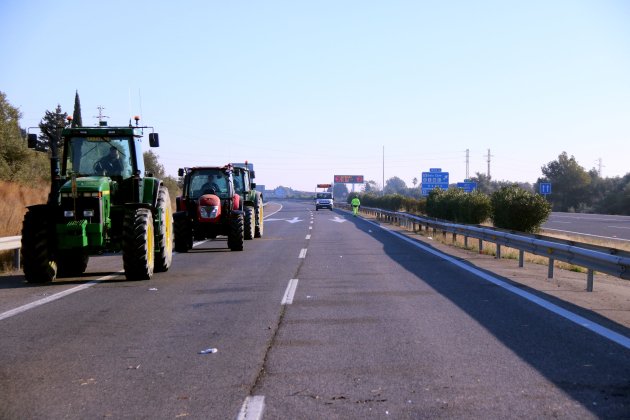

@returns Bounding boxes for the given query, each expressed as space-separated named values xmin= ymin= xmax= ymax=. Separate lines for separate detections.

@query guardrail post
xmin=586 ymin=269 xmax=594 ymax=292
xmin=496 ymin=244 xmax=501 ymax=259
xmin=452 ymin=233 xmax=457 ymax=244
xmin=442 ymin=231 xmax=447 ymax=240
xmin=519 ymin=250 xmax=524 ymax=268
xmin=464 ymin=236 xmax=468 ymax=248
xmin=478 ymin=239 xmax=483 ymax=253
xmin=14 ymin=248 xmax=20 ymax=269
xmin=548 ymin=258 xmax=554 ymax=279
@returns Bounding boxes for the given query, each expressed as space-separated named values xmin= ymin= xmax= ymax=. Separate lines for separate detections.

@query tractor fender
xmin=233 ymin=194 xmax=241 ymax=210
xmin=142 ymin=177 xmax=161 ymax=208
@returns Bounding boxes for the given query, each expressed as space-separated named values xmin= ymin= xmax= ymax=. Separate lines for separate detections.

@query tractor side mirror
xmin=178 ymin=168 xmax=184 ymax=177
xmin=27 ymin=134 xmax=38 ymax=149
xmin=250 ymin=170 xmax=255 ymax=179
xmin=149 ymin=133 xmax=159 ymax=147
xmin=251 ymin=182 xmax=256 ymax=189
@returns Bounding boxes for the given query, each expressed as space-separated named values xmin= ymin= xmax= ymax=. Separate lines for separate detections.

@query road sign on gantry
xmin=334 ymin=175 xmax=364 ymax=184
xmin=421 ymin=168 xmax=449 ymax=196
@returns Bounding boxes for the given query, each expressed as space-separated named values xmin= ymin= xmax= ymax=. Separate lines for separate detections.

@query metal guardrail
xmin=0 ymin=236 xmax=21 ymax=270
xmin=340 ymin=203 xmax=630 ymax=292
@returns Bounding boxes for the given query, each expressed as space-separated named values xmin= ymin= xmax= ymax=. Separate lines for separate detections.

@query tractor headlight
xmin=83 ymin=210 xmax=95 ymax=217
xmin=64 ymin=210 xmax=75 ymax=218
xmin=200 ymin=206 xmax=219 ymax=219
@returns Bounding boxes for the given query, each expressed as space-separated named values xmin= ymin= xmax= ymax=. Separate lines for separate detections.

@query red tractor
xmin=174 ymin=165 xmax=244 ymax=252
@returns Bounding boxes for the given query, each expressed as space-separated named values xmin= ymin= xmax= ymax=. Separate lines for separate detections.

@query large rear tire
xmin=154 ymin=186 xmax=173 ymax=272
xmin=123 ymin=208 xmax=154 ymax=280
xmin=254 ymin=198 xmax=264 ymax=238
xmin=227 ymin=214 xmax=244 ymax=251
xmin=21 ymin=206 xmax=57 ymax=284
xmin=244 ymin=206 xmax=255 ymax=240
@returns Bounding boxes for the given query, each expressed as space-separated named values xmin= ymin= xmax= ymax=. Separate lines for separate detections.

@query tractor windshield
xmin=64 ymin=137 xmax=133 ymax=179
xmin=189 ymin=169 xmax=231 ymax=199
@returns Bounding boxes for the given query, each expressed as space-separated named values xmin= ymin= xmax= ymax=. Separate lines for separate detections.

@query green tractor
xmin=232 ymin=162 xmax=264 ymax=239
xmin=21 ymin=117 xmax=173 ymax=283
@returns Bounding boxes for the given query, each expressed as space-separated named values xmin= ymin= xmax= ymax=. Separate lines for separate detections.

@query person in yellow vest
xmin=351 ymin=196 xmax=361 ymax=217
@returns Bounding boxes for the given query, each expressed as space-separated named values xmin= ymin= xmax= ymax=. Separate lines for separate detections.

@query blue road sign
xmin=539 ymin=182 xmax=552 ymax=195
xmin=422 ymin=170 xmax=449 ymax=196
xmin=456 ymin=182 xmax=477 ymax=193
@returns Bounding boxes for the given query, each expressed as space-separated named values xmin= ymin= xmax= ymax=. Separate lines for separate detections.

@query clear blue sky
xmin=2 ymin=0 xmax=629 ymax=191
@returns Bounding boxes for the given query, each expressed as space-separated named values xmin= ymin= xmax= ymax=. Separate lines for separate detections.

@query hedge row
xmin=347 ymin=192 xmax=426 ymax=214
xmin=348 ymin=185 xmax=551 ymax=233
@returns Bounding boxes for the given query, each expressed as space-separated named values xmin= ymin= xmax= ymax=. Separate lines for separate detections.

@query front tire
xmin=174 ymin=217 xmax=192 ymax=253
xmin=57 ymin=252 xmax=89 ymax=277
xmin=227 ymin=214 xmax=244 ymax=251
xmin=254 ymin=198 xmax=263 ymax=238
xmin=21 ymin=206 xmax=57 ymax=284
xmin=154 ymin=186 xmax=173 ymax=272
xmin=244 ymin=206 xmax=255 ymax=240
xmin=123 ymin=208 xmax=154 ymax=280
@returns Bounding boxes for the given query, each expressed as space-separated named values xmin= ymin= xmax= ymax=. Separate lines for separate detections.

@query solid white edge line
xmin=237 ymin=395 xmax=265 ymax=420
xmin=281 ymin=279 xmax=299 ymax=305
xmin=0 ymin=271 xmax=123 ymax=322
xmin=299 ymin=248 xmax=307 ymax=259
xmin=365 ymin=219 xmax=630 ymax=350
xmin=543 ymin=228 xmax=630 ymax=242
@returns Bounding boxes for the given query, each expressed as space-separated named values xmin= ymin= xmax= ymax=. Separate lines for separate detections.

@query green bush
xmin=491 ymin=185 xmax=551 ymax=232
xmin=426 ymin=188 xmax=491 ymax=224
xmin=347 ymin=193 xmax=426 ymax=214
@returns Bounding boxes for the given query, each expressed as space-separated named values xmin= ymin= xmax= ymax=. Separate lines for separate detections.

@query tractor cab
xmin=186 ymin=167 xmax=234 ymax=200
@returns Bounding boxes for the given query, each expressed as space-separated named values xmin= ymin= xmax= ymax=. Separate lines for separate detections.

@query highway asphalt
xmin=0 ymin=201 xmax=628 ymax=419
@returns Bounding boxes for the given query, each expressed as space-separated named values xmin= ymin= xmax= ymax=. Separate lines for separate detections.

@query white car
xmin=315 ymin=192 xmax=334 ymax=211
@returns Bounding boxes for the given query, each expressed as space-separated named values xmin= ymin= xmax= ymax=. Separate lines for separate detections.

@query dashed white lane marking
xmin=0 ymin=271 xmax=124 ymax=322
xmin=237 ymin=395 xmax=265 ymax=420
xmin=367 ymin=219 xmax=630 ymax=350
xmin=299 ymin=248 xmax=307 ymax=259
xmin=281 ymin=279 xmax=299 ymax=305
xmin=305 ymin=234 xmax=311 ymax=240
xmin=309 ymin=226 xmax=313 ymax=230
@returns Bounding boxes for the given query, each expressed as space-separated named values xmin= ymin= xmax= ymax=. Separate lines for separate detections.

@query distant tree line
xmin=362 ymin=152 xmax=630 ymax=215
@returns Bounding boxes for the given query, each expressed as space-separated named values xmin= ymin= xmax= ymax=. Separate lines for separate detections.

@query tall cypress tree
xmin=72 ymin=90 xmax=83 ymax=127
xmin=38 ymin=104 xmax=68 ymax=152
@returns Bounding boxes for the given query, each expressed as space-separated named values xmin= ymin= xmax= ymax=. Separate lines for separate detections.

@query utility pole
xmin=486 ymin=149 xmax=493 ymax=178
xmin=382 ymin=145 xmax=385 ymax=195
xmin=596 ymin=158 xmax=604 ymax=176
xmin=94 ymin=106 xmax=109 ymax=125
xmin=465 ymin=149 xmax=470 ymax=180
